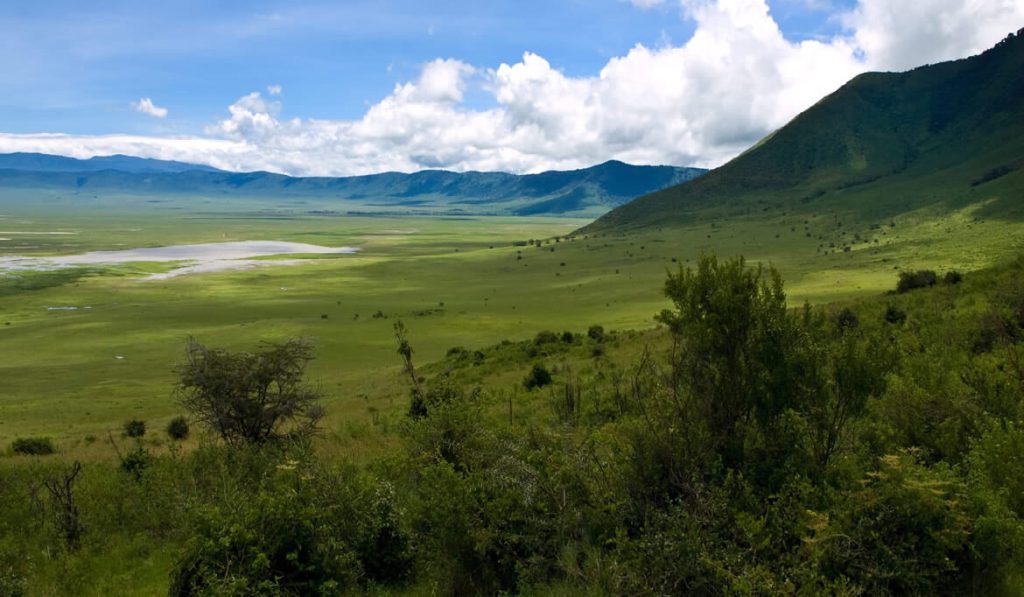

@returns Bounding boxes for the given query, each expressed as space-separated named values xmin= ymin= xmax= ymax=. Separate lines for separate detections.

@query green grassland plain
xmin=1 ymin=189 xmax=1022 ymax=450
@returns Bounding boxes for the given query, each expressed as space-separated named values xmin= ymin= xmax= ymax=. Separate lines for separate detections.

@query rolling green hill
xmin=586 ymin=29 xmax=1024 ymax=232
xmin=0 ymin=156 xmax=704 ymax=217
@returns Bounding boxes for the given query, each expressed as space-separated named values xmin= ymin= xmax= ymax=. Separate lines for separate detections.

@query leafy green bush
xmin=835 ymin=307 xmax=859 ymax=332
xmin=587 ymin=324 xmax=605 ymax=342
xmin=885 ymin=304 xmax=908 ymax=324
xmin=167 ymin=416 xmax=190 ymax=441
xmin=809 ymin=452 xmax=970 ymax=594
xmin=170 ymin=461 xmax=410 ymax=595
xmin=0 ymin=564 xmax=25 ymax=597
xmin=523 ymin=364 xmax=553 ymax=390
xmin=11 ymin=437 xmax=54 ymax=456
xmin=123 ymin=419 xmax=146 ymax=438
xmin=119 ymin=446 xmax=152 ymax=481
xmin=533 ymin=330 xmax=559 ymax=345
xmin=897 ymin=270 xmax=938 ymax=293
xmin=446 ymin=346 xmax=469 ymax=358
xmin=944 ymin=270 xmax=963 ymax=285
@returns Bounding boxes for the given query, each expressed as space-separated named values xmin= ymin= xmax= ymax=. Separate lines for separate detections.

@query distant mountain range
xmin=586 ymin=29 xmax=1024 ymax=232
xmin=0 ymin=153 xmax=224 ymax=174
xmin=0 ymin=154 xmax=705 ymax=217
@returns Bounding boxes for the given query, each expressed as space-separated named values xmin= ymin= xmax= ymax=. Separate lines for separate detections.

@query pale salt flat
xmin=0 ymin=241 xmax=359 ymax=279
xmin=0 ymin=231 xmax=78 ymax=235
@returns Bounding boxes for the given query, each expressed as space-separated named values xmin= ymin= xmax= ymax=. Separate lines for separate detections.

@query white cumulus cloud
xmin=130 ymin=97 xmax=168 ymax=119
xmin=845 ymin=0 xmax=1024 ymax=70
xmin=5 ymin=0 xmax=1022 ymax=176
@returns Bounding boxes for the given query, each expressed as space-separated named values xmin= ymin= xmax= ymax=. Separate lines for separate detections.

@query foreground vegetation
xmin=4 ymin=253 xmax=1024 ymax=595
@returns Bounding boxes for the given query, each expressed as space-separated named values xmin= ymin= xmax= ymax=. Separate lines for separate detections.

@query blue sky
xmin=0 ymin=0 xmax=1019 ymax=175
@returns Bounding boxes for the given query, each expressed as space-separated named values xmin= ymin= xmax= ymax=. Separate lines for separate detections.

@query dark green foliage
xmin=897 ymin=269 xmax=938 ymax=293
xmin=120 ymin=446 xmax=151 ymax=481
xmin=403 ymin=378 xmax=486 ymax=472
xmin=122 ymin=419 xmax=146 ymax=438
xmin=587 ymin=324 xmax=605 ymax=342
xmin=944 ymin=270 xmax=964 ymax=284
xmin=809 ymin=452 xmax=970 ymax=594
xmin=11 ymin=436 xmax=55 ymax=456
xmin=167 ymin=416 xmax=190 ymax=441
xmin=0 ymin=563 xmax=25 ymax=597
xmin=561 ymin=330 xmax=575 ymax=343
xmin=169 ymin=455 xmax=411 ymax=596
xmin=885 ymin=304 xmax=908 ymax=324
xmin=523 ymin=364 xmax=553 ymax=390
xmin=655 ymin=255 xmax=807 ymax=472
xmin=176 ymin=338 xmax=325 ymax=446
xmin=533 ymin=330 xmax=559 ymax=345
xmin=0 ymin=268 xmax=95 ymax=298
xmin=835 ymin=306 xmax=859 ymax=332
xmin=972 ymin=164 xmax=1014 ymax=186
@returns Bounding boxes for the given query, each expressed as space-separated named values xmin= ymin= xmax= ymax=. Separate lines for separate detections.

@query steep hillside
xmin=0 ymin=157 xmax=704 ymax=217
xmin=586 ymin=29 xmax=1024 ymax=231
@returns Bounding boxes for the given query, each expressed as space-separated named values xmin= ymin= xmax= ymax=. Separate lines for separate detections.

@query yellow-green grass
xmin=1 ymin=198 xmax=1022 ymax=448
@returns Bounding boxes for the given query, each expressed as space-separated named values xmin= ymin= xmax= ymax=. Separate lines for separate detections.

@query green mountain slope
xmin=586 ymin=29 xmax=1024 ymax=232
xmin=0 ymin=157 xmax=704 ymax=217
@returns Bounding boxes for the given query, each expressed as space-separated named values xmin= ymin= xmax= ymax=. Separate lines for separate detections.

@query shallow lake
xmin=0 ymin=240 xmax=359 ymax=279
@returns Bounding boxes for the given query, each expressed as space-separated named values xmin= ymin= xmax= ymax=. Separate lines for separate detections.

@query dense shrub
xmin=446 ymin=346 xmax=468 ymax=358
xmin=167 ymin=416 xmax=190 ymax=441
xmin=885 ymin=304 xmax=908 ymax=324
xmin=944 ymin=270 xmax=963 ymax=285
xmin=561 ymin=331 xmax=575 ymax=343
xmin=533 ymin=330 xmax=559 ymax=345
xmin=897 ymin=269 xmax=938 ymax=293
xmin=169 ymin=460 xmax=411 ymax=596
xmin=810 ymin=452 xmax=970 ymax=594
xmin=120 ymin=446 xmax=151 ymax=481
xmin=123 ymin=419 xmax=146 ymax=438
xmin=11 ymin=437 xmax=54 ymax=456
xmin=0 ymin=546 xmax=25 ymax=597
xmin=835 ymin=307 xmax=859 ymax=332
xmin=523 ymin=364 xmax=553 ymax=390
xmin=587 ymin=324 xmax=605 ymax=342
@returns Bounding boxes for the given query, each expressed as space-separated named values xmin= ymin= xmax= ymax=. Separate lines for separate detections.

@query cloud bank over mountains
xmin=1 ymin=0 xmax=1021 ymax=176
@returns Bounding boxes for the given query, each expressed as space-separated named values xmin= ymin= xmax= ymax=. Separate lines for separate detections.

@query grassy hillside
xmin=587 ymin=30 xmax=1024 ymax=232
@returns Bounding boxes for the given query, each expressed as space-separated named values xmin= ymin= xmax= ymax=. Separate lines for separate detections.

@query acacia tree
xmin=176 ymin=338 xmax=324 ymax=445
